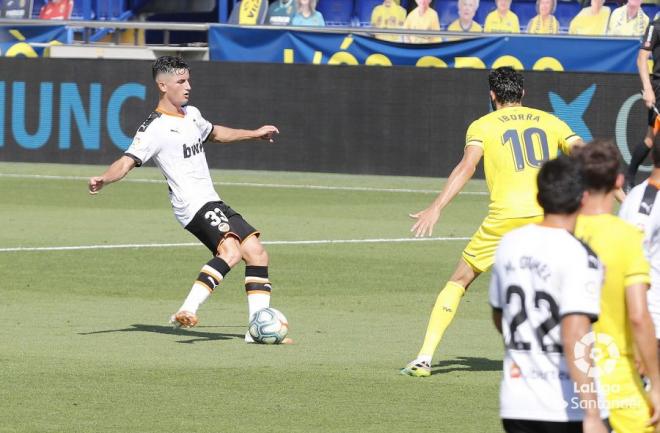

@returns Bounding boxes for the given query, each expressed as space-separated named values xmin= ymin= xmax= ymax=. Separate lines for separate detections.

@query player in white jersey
xmin=88 ymin=56 xmax=285 ymax=342
xmin=490 ymin=156 xmax=611 ymax=433
xmin=620 ymin=141 xmax=660 ymax=349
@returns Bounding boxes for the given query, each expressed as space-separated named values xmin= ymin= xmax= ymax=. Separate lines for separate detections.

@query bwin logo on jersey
xmin=183 ymin=141 xmax=204 ymax=158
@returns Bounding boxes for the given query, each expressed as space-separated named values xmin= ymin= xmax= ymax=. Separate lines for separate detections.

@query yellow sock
xmin=418 ymin=281 xmax=466 ymax=359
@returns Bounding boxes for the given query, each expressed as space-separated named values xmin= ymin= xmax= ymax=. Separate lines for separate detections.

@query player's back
xmin=575 ymin=213 xmax=650 ymax=358
xmin=467 ymin=106 xmax=577 ymax=219
xmin=490 ymin=223 xmax=603 ymax=421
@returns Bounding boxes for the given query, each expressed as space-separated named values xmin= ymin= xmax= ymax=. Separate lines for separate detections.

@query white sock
xmin=417 ymin=355 xmax=432 ymax=365
xmin=179 ymin=283 xmax=212 ymax=314
xmin=247 ymin=293 xmax=270 ymax=321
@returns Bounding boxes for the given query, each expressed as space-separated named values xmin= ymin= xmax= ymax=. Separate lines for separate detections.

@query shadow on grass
xmin=78 ymin=324 xmax=244 ymax=344
xmin=431 ymin=356 xmax=501 ymax=374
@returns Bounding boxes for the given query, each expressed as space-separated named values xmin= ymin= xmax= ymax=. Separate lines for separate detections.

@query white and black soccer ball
xmin=248 ymin=307 xmax=289 ymax=344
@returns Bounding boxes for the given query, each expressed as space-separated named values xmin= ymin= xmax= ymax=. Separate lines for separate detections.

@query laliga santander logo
xmin=574 ymin=332 xmax=620 ymax=378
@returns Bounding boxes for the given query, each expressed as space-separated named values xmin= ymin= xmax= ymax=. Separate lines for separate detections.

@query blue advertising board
xmin=209 ymin=25 xmax=642 ymax=73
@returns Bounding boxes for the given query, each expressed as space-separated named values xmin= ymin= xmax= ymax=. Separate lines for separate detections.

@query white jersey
xmin=489 ymin=224 xmax=605 ymax=422
xmin=619 ymin=180 xmax=660 ymax=335
xmin=125 ymin=106 xmax=220 ymax=227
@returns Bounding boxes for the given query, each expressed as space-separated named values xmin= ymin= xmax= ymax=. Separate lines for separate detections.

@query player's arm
xmin=626 ymin=281 xmax=660 ymax=427
xmin=207 ymin=124 xmax=279 ymax=144
xmin=88 ymin=155 xmax=136 ymax=195
xmin=409 ymin=144 xmax=483 ymax=237
xmin=562 ymin=314 xmax=609 ymax=433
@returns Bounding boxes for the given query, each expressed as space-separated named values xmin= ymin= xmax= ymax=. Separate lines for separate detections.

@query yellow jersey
xmin=371 ymin=3 xmax=407 ymax=42
xmin=526 ymin=15 xmax=559 ymax=34
xmin=568 ymin=6 xmax=610 ymax=36
xmin=447 ymin=19 xmax=482 ymax=32
xmin=465 ymin=106 xmax=577 ymax=219
xmin=575 ymin=214 xmax=650 ymax=358
xmin=403 ymin=7 xmax=441 ymax=43
xmin=484 ymin=10 xmax=520 ymax=33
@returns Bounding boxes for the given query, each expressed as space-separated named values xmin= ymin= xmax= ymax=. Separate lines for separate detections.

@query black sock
xmin=628 ymin=142 xmax=651 ymax=178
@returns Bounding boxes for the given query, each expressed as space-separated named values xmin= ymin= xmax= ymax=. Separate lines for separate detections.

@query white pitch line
xmin=0 ymin=173 xmax=488 ymax=195
xmin=0 ymin=236 xmax=471 ymax=253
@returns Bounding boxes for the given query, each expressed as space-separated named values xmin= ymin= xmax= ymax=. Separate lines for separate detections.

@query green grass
xmin=0 ymin=162 xmax=501 ymax=433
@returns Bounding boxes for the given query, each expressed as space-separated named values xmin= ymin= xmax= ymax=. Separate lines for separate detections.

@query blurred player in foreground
xmin=624 ymin=16 xmax=660 ymax=192
xmin=573 ymin=140 xmax=660 ymax=433
xmin=88 ymin=56 xmax=285 ymax=343
xmin=401 ymin=67 xmax=583 ymax=376
xmin=619 ymin=140 xmax=660 ymax=368
xmin=491 ymin=156 xmax=611 ymax=433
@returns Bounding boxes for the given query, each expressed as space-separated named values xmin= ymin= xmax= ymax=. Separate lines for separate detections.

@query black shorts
xmin=502 ymin=418 xmax=612 ymax=433
xmin=185 ymin=201 xmax=259 ymax=254
xmin=648 ymin=82 xmax=660 ymax=128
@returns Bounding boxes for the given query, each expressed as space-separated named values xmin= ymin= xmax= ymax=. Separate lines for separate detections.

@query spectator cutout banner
xmin=209 ymin=25 xmax=641 ymax=73
xmin=0 ymin=26 xmax=68 ymax=57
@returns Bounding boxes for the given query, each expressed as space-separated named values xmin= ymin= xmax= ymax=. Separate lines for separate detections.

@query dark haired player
xmin=573 ymin=140 xmax=660 ymax=432
xmin=625 ymin=16 xmax=660 ymax=192
xmin=491 ymin=156 xmax=610 ymax=433
xmin=402 ymin=67 xmax=584 ymax=376
xmin=88 ymin=56 xmax=284 ymax=343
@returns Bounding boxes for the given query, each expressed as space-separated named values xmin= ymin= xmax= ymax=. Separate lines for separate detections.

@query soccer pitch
xmin=0 ymin=162 xmax=503 ymax=433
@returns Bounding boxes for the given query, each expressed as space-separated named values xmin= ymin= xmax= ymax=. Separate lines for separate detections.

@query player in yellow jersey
xmin=572 ymin=140 xmax=660 ymax=433
xmin=401 ymin=67 xmax=583 ymax=377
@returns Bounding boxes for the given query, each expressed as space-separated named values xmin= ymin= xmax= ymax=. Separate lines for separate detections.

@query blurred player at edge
xmin=624 ymin=16 xmax=660 ymax=192
xmin=88 ymin=56 xmax=285 ymax=343
xmin=491 ymin=156 xmax=611 ymax=433
xmin=401 ymin=67 xmax=583 ymax=377
xmin=573 ymin=140 xmax=660 ymax=433
xmin=619 ymin=140 xmax=660 ymax=368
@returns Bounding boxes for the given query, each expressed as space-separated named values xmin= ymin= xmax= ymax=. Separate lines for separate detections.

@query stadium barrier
xmin=0 ymin=57 xmax=650 ymax=177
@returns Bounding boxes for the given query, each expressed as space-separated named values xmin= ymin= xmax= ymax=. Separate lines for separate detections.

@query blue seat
xmin=433 ymin=0 xmax=458 ymax=27
xmin=316 ymin=0 xmax=354 ymax=25
xmin=642 ymin=4 xmax=658 ymax=21
xmin=356 ymin=0 xmax=383 ymax=24
xmin=510 ymin=1 xmax=536 ymax=29
xmin=474 ymin=0 xmax=494 ymax=25
xmin=555 ymin=1 xmax=580 ymax=29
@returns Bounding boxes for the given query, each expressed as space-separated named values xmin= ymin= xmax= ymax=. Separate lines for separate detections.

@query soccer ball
xmin=248 ymin=308 xmax=289 ymax=344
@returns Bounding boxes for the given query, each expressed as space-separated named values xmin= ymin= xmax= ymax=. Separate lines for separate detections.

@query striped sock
xmin=245 ymin=265 xmax=272 ymax=320
xmin=179 ymin=257 xmax=231 ymax=314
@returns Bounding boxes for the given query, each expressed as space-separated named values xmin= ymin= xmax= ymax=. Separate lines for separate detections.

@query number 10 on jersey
xmin=503 ymin=128 xmax=551 ymax=171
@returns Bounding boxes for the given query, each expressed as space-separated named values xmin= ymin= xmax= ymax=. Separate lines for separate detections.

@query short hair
xmin=537 ymin=155 xmax=584 ymax=215
xmin=652 ymin=140 xmax=660 ymax=169
xmin=458 ymin=0 xmax=480 ymax=10
xmin=571 ymin=139 xmax=622 ymax=193
xmin=488 ymin=67 xmax=524 ymax=104
xmin=152 ymin=56 xmax=189 ymax=81
xmin=535 ymin=0 xmax=556 ymax=14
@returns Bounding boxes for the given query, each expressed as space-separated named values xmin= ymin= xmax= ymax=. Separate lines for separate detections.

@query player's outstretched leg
xmin=626 ymin=127 xmax=656 ymax=192
xmin=241 ymin=236 xmax=292 ymax=344
xmin=170 ymin=238 xmax=241 ymax=328
xmin=401 ymin=260 xmax=477 ymax=377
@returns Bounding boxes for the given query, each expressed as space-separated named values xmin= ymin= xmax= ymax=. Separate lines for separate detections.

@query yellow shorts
xmin=462 ymin=214 xmax=542 ymax=273
xmin=601 ymin=359 xmax=653 ymax=433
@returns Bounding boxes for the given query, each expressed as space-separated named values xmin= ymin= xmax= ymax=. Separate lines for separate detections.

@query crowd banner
xmin=209 ymin=25 xmax=640 ymax=73
xmin=0 ymin=25 xmax=68 ymax=57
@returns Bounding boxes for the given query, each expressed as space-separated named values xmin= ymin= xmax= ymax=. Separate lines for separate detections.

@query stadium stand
xmin=433 ymin=0 xmax=457 ymax=28
xmin=356 ymin=0 xmax=384 ymax=25
xmin=474 ymin=0 xmax=494 ymax=24
xmin=554 ymin=1 xmax=579 ymax=29
xmin=316 ymin=0 xmax=354 ymax=25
